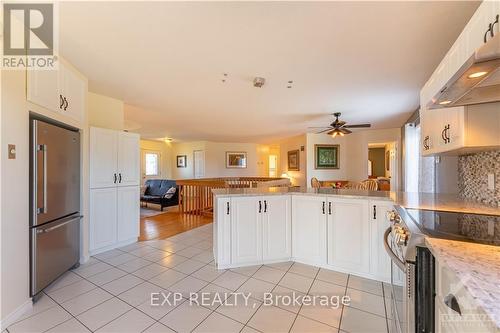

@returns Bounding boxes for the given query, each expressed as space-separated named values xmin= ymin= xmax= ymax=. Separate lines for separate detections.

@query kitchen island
xmin=212 ymin=187 xmax=499 ymax=282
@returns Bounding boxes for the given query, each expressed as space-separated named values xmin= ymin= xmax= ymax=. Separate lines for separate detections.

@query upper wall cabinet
xmin=420 ymin=1 xmax=499 ymax=108
xmin=27 ymin=62 xmax=86 ymax=123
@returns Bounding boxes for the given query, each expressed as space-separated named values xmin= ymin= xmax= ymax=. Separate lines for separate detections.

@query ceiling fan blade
xmin=308 ymin=126 xmax=332 ymax=129
xmin=316 ymin=128 xmax=334 ymax=134
xmin=343 ymin=124 xmax=371 ymax=128
xmin=339 ymin=128 xmax=352 ymax=134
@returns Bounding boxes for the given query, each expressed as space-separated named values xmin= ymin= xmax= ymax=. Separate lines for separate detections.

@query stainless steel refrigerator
xmin=30 ymin=117 xmax=81 ymax=297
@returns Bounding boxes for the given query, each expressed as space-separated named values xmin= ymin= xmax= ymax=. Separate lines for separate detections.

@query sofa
xmin=141 ymin=179 xmax=179 ymax=211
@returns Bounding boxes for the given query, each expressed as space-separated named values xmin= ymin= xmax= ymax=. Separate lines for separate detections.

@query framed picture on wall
xmin=287 ymin=150 xmax=300 ymax=171
xmin=315 ymin=144 xmax=339 ymax=169
xmin=177 ymin=155 xmax=187 ymax=168
xmin=226 ymin=152 xmax=247 ymax=168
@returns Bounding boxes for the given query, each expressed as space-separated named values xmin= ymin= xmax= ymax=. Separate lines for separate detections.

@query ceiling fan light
xmin=467 ymin=71 xmax=488 ymax=79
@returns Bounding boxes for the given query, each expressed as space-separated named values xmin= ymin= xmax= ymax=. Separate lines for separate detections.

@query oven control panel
xmin=387 ymin=210 xmax=409 ymax=246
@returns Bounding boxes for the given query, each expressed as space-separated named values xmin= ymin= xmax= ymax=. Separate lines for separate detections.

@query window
xmin=404 ymin=123 xmax=420 ymax=192
xmin=145 ymin=152 xmax=159 ymax=176
xmin=269 ymin=155 xmax=277 ymax=177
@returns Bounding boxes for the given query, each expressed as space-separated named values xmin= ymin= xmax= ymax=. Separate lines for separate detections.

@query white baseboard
xmin=0 ymin=298 xmax=33 ymax=331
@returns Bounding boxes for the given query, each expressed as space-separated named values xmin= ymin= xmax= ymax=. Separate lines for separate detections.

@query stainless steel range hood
xmin=428 ymin=32 xmax=500 ymax=109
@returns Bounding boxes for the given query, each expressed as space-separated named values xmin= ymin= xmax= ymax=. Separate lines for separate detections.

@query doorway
xmin=193 ymin=150 xmax=205 ymax=179
xmin=141 ymin=149 xmax=161 ymax=184
xmin=268 ymin=155 xmax=278 ymax=177
xmin=367 ymin=142 xmax=399 ymax=191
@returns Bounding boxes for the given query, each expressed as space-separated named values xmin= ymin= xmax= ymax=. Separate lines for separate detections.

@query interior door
xmin=117 ymin=132 xmax=140 ymax=186
xmin=33 ymin=120 xmax=80 ymax=226
xmin=117 ymin=186 xmax=140 ymax=242
xmin=231 ymin=197 xmax=262 ymax=265
xmin=263 ymin=196 xmax=291 ymax=261
xmin=193 ymin=150 xmax=205 ymax=179
xmin=328 ymin=198 xmax=370 ymax=274
xmin=90 ymin=127 xmax=117 ymax=189
xmin=141 ymin=149 xmax=161 ymax=184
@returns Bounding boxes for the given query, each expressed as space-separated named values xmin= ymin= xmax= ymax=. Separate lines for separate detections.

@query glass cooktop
xmin=404 ymin=208 xmax=500 ymax=246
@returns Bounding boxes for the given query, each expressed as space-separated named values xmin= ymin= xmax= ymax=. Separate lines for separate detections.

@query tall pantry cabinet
xmin=89 ymin=127 xmax=140 ymax=254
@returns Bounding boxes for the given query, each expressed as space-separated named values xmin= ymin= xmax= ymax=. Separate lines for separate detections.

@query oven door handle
xmin=384 ymin=227 xmax=406 ymax=272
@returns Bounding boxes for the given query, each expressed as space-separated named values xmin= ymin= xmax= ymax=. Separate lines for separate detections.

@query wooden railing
xmin=177 ymin=177 xmax=286 ymax=216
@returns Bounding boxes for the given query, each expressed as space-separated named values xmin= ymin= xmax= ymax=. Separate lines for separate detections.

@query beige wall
xmin=306 ymin=128 xmax=401 ymax=188
xmin=140 ymin=139 xmax=173 ymax=181
xmin=1 ymin=64 xmax=89 ymax=327
xmin=88 ymin=92 xmax=124 ymax=130
xmin=279 ymin=134 xmax=307 ymax=187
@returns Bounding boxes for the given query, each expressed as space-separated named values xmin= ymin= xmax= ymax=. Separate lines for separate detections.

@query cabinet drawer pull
xmin=118 ymin=173 xmax=122 ymax=183
xmin=373 ymin=205 xmax=377 ymax=219
xmin=328 ymin=202 xmax=332 ymax=215
xmin=264 ymin=200 xmax=267 ymax=213
xmin=63 ymin=97 xmax=68 ymax=110
xmin=259 ymin=201 xmax=262 ymax=213
xmin=226 ymin=202 xmax=230 ymax=215
xmin=113 ymin=173 xmax=117 ymax=184
xmin=322 ymin=201 xmax=325 ymax=215
xmin=444 ymin=294 xmax=461 ymax=315
xmin=59 ymin=94 xmax=64 ymax=109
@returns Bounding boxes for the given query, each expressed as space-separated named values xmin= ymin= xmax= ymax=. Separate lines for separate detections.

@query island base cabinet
xmin=262 ymin=196 xmax=291 ymax=261
xmin=370 ymin=201 xmax=394 ymax=282
xmin=230 ymin=197 xmax=263 ymax=265
xmin=291 ymin=195 xmax=327 ymax=265
xmin=327 ymin=198 xmax=370 ymax=274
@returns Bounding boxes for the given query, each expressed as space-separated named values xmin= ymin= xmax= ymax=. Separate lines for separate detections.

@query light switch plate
xmin=487 ymin=173 xmax=495 ymax=191
xmin=8 ymin=144 xmax=16 ymax=159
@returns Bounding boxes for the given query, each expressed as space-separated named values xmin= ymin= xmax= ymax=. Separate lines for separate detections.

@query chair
xmin=311 ymin=177 xmax=321 ymax=189
xmin=360 ymin=179 xmax=378 ymax=191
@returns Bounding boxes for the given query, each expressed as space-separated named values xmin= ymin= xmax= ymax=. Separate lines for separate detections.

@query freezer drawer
xmin=31 ymin=215 xmax=81 ymax=296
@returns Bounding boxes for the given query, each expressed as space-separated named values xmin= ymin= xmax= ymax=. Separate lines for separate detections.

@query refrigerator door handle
xmin=37 ymin=144 xmax=48 ymax=214
xmin=38 ymin=216 xmax=81 ymax=233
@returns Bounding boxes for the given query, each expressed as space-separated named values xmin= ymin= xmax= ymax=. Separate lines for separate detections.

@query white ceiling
xmin=59 ymin=1 xmax=480 ymax=143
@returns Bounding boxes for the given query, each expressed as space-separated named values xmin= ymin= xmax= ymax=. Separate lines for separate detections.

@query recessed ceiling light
xmin=439 ymin=100 xmax=452 ymax=105
xmin=468 ymin=71 xmax=488 ymax=79
xmin=164 ymin=138 xmax=173 ymax=142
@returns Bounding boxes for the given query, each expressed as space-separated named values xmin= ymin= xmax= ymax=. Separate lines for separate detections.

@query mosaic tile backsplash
xmin=458 ymin=150 xmax=500 ymax=206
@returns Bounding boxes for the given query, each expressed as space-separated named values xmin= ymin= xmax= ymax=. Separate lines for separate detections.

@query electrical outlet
xmin=487 ymin=173 xmax=495 ymax=191
xmin=8 ymin=144 xmax=16 ymax=159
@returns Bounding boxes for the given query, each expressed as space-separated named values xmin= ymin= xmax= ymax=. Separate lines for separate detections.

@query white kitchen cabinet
xmin=292 ymin=195 xmax=327 ymax=265
xmin=214 ymin=198 xmax=231 ymax=267
xmin=27 ymin=62 xmax=86 ymax=122
xmin=327 ymin=198 xmax=370 ymax=274
xmin=231 ymin=196 xmax=263 ymax=265
xmin=90 ymin=127 xmax=140 ymax=189
xmin=262 ymin=196 xmax=291 ymax=261
xmin=90 ymin=187 xmax=118 ymax=251
xmin=117 ymin=186 xmax=140 ymax=242
xmin=369 ymin=201 xmax=393 ymax=281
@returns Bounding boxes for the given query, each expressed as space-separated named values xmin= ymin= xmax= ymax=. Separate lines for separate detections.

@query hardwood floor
xmin=139 ymin=206 xmax=212 ymax=241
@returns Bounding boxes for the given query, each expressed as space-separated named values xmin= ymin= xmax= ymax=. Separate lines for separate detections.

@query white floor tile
xmin=272 ymin=285 xmax=305 ymax=314
xmin=213 ymin=271 xmax=249 ymax=291
xmin=73 ymin=262 xmax=113 ymax=278
xmin=142 ymin=322 xmax=176 ymax=333
xmin=149 ymin=269 xmax=187 ymax=289
xmin=136 ymin=296 xmax=184 ymax=320
xmin=11 ymin=293 xmax=57 ymax=324
xmin=299 ymin=303 xmax=342 ymax=329
xmin=61 ymin=288 xmax=113 ymax=316
xmin=44 ymin=272 xmax=83 ymax=293
xmin=340 ymin=306 xmax=387 ymax=333
xmin=168 ymin=276 xmax=208 ymax=298
xmin=101 ymin=253 xmax=137 ymax=266
xmin=118 ymin=281 xmax=162 ymax=306
xmin=160 ymin=301 xmax=212 ymax=333
xmin=173 ymin=259 xmax=206 ymax=274
xmin=192 ymin=240 xmax=213 ymax=251
xmin=47 ymin=279 xmax=96 ymax=303
xmin=291 ymin=315 xmax=338 ymax=333
xmin=157 ymin=254 xmax=189 ymax=268
xmin=289 ymin=262 xmax=320 ymax=279
xmin=253 ymin=266 xmax=286 ymax=284
xmin=76 ymin=297 xmax=132 ymax=331
xmin=101 ymin=274 xmax=144 ymax=296
xmin=45 ymin=318 xmax=91 ymax=332
xmin=86 ymin=268 xmax=127 ymax=286
xmin=265 ymin=261 xmax=293 ymax=271
xmin=193 ymin=311 xmax=244 ymax=333
xmin=216 ymin=294 xmax=261 ymax=324
xmin=157 ymin=242 xmax=189 ymax=253
xmin=347 ymin=275 xmax=383 ymax=296
xmin=192 ymin=250 xmax=215 ymax=263
xmin=128 ymin=246 xmax=158 ymax=257
xmin=176 ymin=246 xmax=205 ymax=258
xmin=116 ymin=258 xmax=152 ymax=273
xmin=196 ymin=283 xmax=233 ymax=310
xmin=236 ymin=278 xmax=275 ymax=301
xmin=131 ymin=263 xmax=168 ymax=280
xmin=94 ymin=249 xmax=124 ymax=261
xmin=308 ymin=280 xmax=346 ymax=297
xmin=241 ymin=326 xmax=261 ymax=333
xmin=230 ymin=265 xmax=261 ymax=277
xmin=279 ymin=272 xmax=314 ymax=293
xmin=142 ymin=249 xmax=172 ymax=262
xmin=118 ymin=242 xmax=146 ymax=253
xmin=95 ymin=308 xmax=155 ymax=333
xmin=8 ymin=305 xmax=72 ymax=333
xmin=345 ymin=288 xmax=386 ymax=317
xmin=191 ymin=264 xmax=226 ymax=282
xmin=248 ymin=305 xmax=296 ymax=333
xmin=316 ymin=269 xmax=348 ymax=286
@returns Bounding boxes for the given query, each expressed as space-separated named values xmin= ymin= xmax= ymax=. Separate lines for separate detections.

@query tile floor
xmin=6 ymin=224 xmax=397 ymax=333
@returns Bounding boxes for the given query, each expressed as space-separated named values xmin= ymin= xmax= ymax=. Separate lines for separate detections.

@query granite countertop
xmin=426 ymin=237 xmax=500 ymax=329
xmin=212 ymin=187 xmax=500 ymax=216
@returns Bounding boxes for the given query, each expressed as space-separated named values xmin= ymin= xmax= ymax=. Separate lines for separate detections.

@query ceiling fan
xmin=309 ymin=112 xmax=371 ymax=137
